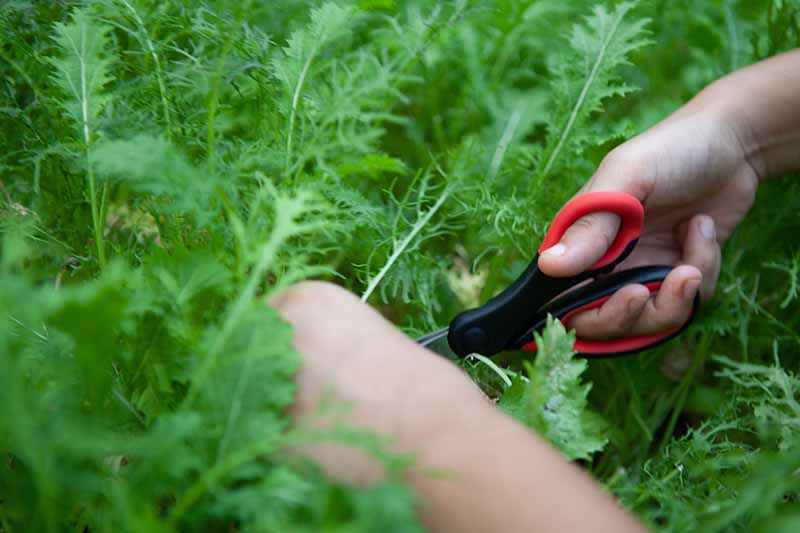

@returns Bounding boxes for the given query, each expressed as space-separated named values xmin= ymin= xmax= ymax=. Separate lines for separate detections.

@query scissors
xmin=418 ymin=191 xmax=699 ymax=359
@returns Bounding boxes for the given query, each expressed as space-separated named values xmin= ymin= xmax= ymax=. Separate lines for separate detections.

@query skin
xmin=273 ymin=282 xmax=643 ymax=533
xmin=540 ymin=49 xmax=800 ymax=340
xmin=272 ymin=50 xmax=800 ymax=532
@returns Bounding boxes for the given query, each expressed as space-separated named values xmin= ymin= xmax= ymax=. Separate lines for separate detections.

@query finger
xmin=568 ymin=265 xmax=701 ymax=339
xmin=538 ymin=149 xmax=654 ymax=278
xmin=565 ymin=284 xmax=651 ymax=340
xmin=538 ymin=212 xmax=622 ymax=277
xmin=627 ymin=265 xmax=701 ymax=336
xmin=679 ymin=214 xmax=721 ymax=301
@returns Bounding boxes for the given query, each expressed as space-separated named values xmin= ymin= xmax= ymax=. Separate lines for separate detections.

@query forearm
xmin=406 ymin=396 xmax=644 ymax=533
xmin=682 ymin=49 xmax=800 ymax=180
xmin=275 ymin=282 xmax=644 ymax=533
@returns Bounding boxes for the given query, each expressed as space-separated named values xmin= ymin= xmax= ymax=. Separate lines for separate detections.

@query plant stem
xmin=469 ymin=353 xmax=513 ymax=387
xmin=361 ymin=188 xmax=449 ymax=302
xmin=207 ymin=1 xmax=251 ymax=173
xmin=488 ymin=102 xmax=526 ymax=182
xmin=119 ymin=0 xmax=173 ymax=139
xmin=68 ymin=18 xmax=108 ymax=269
xmin=535 ymin=4 xmax=628 ymax=185
xmin=284 ymin=52 xmax=316 ymax=179
xmin=86 ymin=153 xmax=106 ymax=269
xmin=657 ymin=334 xmax=710 ymax=451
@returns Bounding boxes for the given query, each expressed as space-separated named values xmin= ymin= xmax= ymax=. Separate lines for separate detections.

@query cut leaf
xmin=500 ymin=316 xmax=608 ymax=460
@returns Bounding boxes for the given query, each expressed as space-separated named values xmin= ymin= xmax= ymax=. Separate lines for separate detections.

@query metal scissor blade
xmin=417 ymin=327 xmax=459 ymax=361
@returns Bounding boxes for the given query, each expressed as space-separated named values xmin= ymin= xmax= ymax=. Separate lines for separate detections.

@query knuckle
xmin=740 ymin=172 xmax=759 ymax=200
xmin=656 ymin=307 xmax=687 ymax=330
xmin=571 ymin=309 xmax=615 ymax=340
xmin=608 ymin=313 xmax=633 ymax=338
xmin=570 ymin=216 xmax=595 ymax=233
xmin=598 ymin=146 xmax=655 ymax=199
xmin=570 ymin=215 xmax=615 ymax=250
xmin=272 ymin=280 xmax=350 ymax=316
xmin=601 ymin=228 xmax=615 ymax=251
xmin=693 ymin=253 xmax=715 ymax=275
xmin=598 ymin=147 xmax=627 ymax=174
xmin=634 ymin=164 xmax=657 ymax=199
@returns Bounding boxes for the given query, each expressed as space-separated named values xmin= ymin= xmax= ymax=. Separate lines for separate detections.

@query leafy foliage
xmin=500 ymin=317 xmax=608 ymax=460
xmin=49 ymin=8 xmax=116 ymax=267
xmin=1 ymin=0 xmax=800 ymax=531
xmin=615 ymin=350 xmax=800 ymax=531
xmin=531 ymin=1 xmax=650 ymax=196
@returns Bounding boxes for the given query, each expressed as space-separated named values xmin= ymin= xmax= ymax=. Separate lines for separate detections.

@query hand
xmin=270 ymin=281 xmax=644 ymax=533
xmin=270 ymin=281 xmax=490 ymax=484
xmin=538 ymin=108 xmax=760 ymax=340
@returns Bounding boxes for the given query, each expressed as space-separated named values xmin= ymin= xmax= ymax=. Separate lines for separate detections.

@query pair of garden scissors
xmin=418 ymin=191 xmax=699 ymax=358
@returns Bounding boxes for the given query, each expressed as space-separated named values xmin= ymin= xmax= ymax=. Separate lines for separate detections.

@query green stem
xmin=284 ymin=50 xmax=316 ymax=179
xmin=206 ymin=1 xmax=251 ymax=173
xmin=168 ymin=438 xmax=280 ymax=525
xmin=656 ymin=335 xmax=710 ymax=452
xmin=119 ymin=0 xmax=173 ymax=139
xmin=181 ymin=200 xmax=294 ymax=408
xmin=86 ymin=150 xmax=106 ymax=269
xmin=361 ymin=187 xmax=450 ymax=302
xmin=532 ymin=3 xmax=631 ymax=190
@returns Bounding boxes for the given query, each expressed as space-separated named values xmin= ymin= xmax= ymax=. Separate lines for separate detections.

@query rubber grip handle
xmin=518 ymin=267 xmax=701 ymax=357
xmin=567 ymin=282 xmax=681 ymax=354
xmin=538 ymin=192 xmax=644 ymax=271
xmin=521 ymin=283 xmax=699 ymax=356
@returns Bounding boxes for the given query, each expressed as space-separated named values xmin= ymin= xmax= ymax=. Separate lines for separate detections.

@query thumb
xmin=537 ymin=211 xmax=621 ymax=277
xmin=538 ymin=153 xmax=650 ymax=277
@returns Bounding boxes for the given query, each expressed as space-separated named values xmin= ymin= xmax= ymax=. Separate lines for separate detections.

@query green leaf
xmin=48 ymin=264 xmax=129 ymax=407
xmin=48 ymin=8 xmax=114 ymax=146
xmin=498 ymin=373 xmax=530 ymax=422
xmin=93 ymin=135 xmax=220 ymax=225
xmin=500 ymin=316 xmax=608 ymax=460
xmin=532 ymin=1 xmax=651 ymax=191
xmin=273 ymin=1 xmax=356 ymax=175
xmin=48 ymin=7 xmax=118 ymax=267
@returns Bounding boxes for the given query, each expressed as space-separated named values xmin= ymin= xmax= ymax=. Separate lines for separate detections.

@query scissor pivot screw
xmin=463 ymin=327 xmax=488 ymax=354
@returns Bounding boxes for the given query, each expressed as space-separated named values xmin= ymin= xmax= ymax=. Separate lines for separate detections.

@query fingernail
xmin=628 ymin=296 xmax=648 ymax=315
xmin=542 ymin=243 xmax=566 ymax=257
xmin=699 ymin=217 xmax=716 ymax=241
xmin=683 ymin=278 xmax=701 ymax=300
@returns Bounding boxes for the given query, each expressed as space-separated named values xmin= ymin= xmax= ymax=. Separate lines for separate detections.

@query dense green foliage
xmin=1 ymin=0 xmax=800 ymax=530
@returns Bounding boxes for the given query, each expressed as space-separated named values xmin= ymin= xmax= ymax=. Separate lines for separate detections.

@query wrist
xmin=686 ymin=75 xmax=774 ymax=183
xmin=692 ymin=50 xmax=800 ymax=181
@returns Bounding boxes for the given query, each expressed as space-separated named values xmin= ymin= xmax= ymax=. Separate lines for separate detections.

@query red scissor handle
xmin=446 ymin=192 xmax=694 ymax=358
xmin=538 ymin=191 xmax=644 ymax=271
xmin=516 ymin=268 xmax=700 ymax=357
